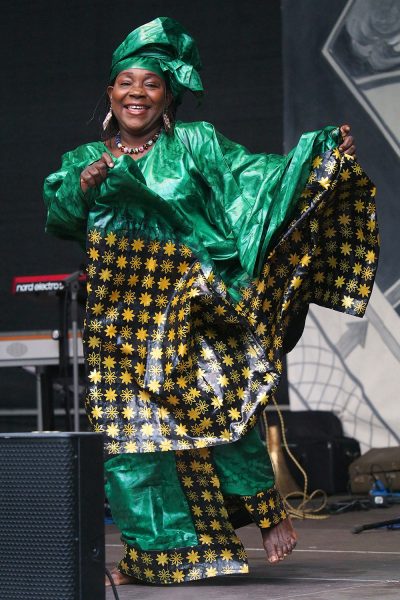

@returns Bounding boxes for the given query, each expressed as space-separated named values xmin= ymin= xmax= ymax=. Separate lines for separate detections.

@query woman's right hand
xmin=80 ymin=152 xmax=114 ymax=193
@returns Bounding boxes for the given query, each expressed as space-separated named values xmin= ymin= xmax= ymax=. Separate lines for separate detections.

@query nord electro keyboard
xmin=11 ymin=273 xmax=86 ymax=295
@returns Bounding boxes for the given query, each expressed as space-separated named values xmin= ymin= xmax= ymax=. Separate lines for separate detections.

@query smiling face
xmin=108 ymin=68 xmax=171 ymax=140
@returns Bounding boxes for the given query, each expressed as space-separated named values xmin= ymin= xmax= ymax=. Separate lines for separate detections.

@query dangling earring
xmin=102 ymin=106 xmax=113 ymax=131
xmin=163 ymin=109 xmax=172 ymax=134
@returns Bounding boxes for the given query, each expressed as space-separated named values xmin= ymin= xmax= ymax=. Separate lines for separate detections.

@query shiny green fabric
xmin=114 ymin=57 xmax=165 ymax=80
xmin=213 ymin=427 xmax=274 ymax=496
xmin=44 ymin=120 xmax=378 ymax=457
xmin=109 ymin=17 xmax=204 ymax=101
xmin=104 ymin=427 xmax=274 ymax=551
xmin=44 ymin=120 xmax=340 ymax=302
xmin=105 ymin=451 xmax=198 ymax=550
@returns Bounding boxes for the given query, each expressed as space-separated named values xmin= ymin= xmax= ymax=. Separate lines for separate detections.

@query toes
xmin=267 ymin=541 xmax=287 ymax=563
xmin=106 ymin=569 xmax=138 ymax=587
xmin=264 ymin=539 xmax=280 ymax=564
xmin=288 ymin=535 xmax=297 ymax=551
xmin=268 ymin=553 xmax=280 ymax=564
xmin=262 ymin=519 xmax=298 ymax=565
xmin=276 ymin=544 xmax=285 ymax=561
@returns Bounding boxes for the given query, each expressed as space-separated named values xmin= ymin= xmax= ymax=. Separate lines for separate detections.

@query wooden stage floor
xmin=105 ymin=501 xmax=400 ymax=600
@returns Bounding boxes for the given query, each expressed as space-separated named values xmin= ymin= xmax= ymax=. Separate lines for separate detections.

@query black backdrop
xmin=0 ymin=1 xmax=283 ymax=417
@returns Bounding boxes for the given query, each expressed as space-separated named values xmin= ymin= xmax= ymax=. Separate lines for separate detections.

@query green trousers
xmin=105 ymin=427 xmax=287 ymax=584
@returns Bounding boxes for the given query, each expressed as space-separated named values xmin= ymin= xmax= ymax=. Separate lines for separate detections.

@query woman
xmin=44 ymin=17 xmax=377 ymax=586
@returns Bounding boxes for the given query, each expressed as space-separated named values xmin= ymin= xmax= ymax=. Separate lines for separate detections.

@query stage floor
xmin=106 ymin=501 xmax=400 ymax=599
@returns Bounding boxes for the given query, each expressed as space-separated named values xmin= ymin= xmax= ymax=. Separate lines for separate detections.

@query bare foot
xmin=261 ymin=517 xmax=297 ymax=564
xmin=105 ymin=568 xmax=138 ymax=587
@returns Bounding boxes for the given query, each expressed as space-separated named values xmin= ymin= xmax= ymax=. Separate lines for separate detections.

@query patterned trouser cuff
xmin=117 ymin=541 xmax=249 ymax=584
xmin=242 ymin=486 xmax=287 ymax=529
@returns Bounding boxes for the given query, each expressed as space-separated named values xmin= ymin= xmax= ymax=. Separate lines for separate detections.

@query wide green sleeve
xmin=43 ymin=143 xmax=105 ymax=246
xmin=179 ymin=122 xmax=341 ymax=281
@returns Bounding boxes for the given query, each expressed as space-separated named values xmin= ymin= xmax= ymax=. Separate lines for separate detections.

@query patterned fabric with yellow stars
xmin=114 ymin=447 xmax=285 ymax=584
xmin=104 ymin=427 xmax=284 ymax=584
xmin=236 ymin=149 xmax=379 ymax=346
xmin=84 ymin=148 xmax=378 ymax=456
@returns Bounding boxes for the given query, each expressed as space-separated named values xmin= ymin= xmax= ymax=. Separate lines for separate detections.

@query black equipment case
xmin=263 ymin=410 xmax=361 ymax=495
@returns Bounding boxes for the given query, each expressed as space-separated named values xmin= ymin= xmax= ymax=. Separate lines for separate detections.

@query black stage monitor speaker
xmin=0 ymin=432 xmax=105 ymax=600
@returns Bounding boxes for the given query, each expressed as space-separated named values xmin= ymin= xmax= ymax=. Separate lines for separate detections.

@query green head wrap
xmin=109 ymin=17 xmax=204 ymax=103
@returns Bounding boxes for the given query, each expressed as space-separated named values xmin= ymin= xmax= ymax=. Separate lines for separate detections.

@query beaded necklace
xmin=115 ymin=129 xmax=162 ymax=155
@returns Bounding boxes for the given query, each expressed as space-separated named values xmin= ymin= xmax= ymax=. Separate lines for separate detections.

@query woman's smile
xmin=108 ymin=68 xmax=170 ymax=141
xmin=124 ymin=103 xmax=150 ymax=114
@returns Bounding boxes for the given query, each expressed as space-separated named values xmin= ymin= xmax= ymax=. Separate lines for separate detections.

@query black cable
xmin=353 ymin=516 xmax=400 ymax=534
xmin=328 ymin=498 xmax=371 ymax=514
xmin=105 ymin=568 xmax=120 ymax=600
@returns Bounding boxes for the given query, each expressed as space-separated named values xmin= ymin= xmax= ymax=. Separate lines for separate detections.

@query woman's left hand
xmin=339 ymin=124 xmax=356 ymax=156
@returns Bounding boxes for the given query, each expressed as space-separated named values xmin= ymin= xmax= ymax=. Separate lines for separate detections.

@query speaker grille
xmin=0 ymin=439 xmax=78 ymax=600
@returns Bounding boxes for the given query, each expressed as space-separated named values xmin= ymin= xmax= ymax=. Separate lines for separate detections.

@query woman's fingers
xmin=339 ymin=124 xmax=356 ymax=156
xmin=80 ymin=154 xmax=114 ymax=192
xmin=81 ymin=165 xmax=105 ymax=189
xmin=101 ymin=152 xmax=115 ymax=168
xmin=339 ymin=135 xmax=354 ymax=150
xmin=345 ymin=144 xmax=356 ymax=156
xmin=340 ymin=124 xmax=350 ymax=137
xmin=339 ymin=138 xmax=356 ymax=156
